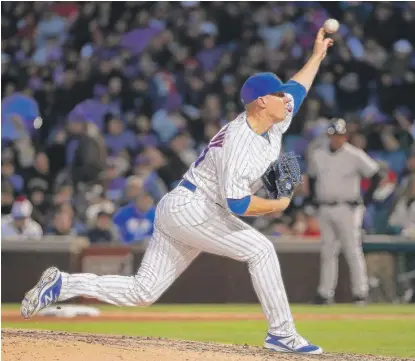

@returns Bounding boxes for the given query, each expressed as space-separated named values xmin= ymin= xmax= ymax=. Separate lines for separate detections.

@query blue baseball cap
xmin=240 ymin=72 xmax=284 ymax=105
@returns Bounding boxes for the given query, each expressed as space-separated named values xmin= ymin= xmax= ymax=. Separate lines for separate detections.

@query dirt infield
xmin=3 ymin=310 xmax=414 ymax=361
xmin=3 ymin=309 xmax=415 ymax=322
xmin=2 ymin=329 xmax=410 ymax=361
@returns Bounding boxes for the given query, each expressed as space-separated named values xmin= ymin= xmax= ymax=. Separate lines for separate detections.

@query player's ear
xmin=257 ymin=97 xmax=267 ymax=108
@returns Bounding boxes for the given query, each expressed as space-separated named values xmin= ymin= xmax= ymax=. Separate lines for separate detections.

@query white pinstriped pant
xmin=59 ymin=186 xmax=295 ymax=336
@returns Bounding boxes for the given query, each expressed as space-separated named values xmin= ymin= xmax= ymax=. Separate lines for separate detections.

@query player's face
xmin=329 ymin=134 xmax=347 ymax=149
xmin=266 ymin=92 xmax=290 ymax=121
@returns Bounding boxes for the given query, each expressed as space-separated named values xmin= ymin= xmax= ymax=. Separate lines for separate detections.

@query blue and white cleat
xmin=264 ymin=332 xmax=323 ymax=354
xmin=20 ymin=266 xmax=62 ymax=319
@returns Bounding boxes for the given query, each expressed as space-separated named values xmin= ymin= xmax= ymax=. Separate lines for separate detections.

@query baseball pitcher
xmin=21 ymin=28 xmax=334 ymax=354
xmin=309 ymin=119 xmax=383 ymax=304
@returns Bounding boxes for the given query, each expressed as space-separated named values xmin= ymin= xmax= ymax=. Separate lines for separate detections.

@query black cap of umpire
xmin=327 ymin=118 xmax=347 ymax=135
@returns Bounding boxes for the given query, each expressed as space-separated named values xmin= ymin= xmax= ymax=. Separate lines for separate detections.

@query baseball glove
xmin=261 ymin=152 xmax=303 ymax=199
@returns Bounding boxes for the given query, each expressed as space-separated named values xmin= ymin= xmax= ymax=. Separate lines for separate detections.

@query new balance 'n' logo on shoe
xmin=20 ymin=267 xmax=62 ymax=319
xmin=264 ymin=332 xmax=323 ymax=354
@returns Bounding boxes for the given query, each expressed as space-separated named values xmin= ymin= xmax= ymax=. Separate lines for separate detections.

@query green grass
xmin=3 ymin=304 xmax=415 ymax=357
xmin=3 ymin=303 xmax=415 ymax=314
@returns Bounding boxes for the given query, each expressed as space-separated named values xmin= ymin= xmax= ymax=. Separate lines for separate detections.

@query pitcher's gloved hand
xmin=261 ymin=152 xmax=303 ymax=199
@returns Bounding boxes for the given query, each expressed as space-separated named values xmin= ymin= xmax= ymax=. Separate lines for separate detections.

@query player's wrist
xmin=272 ymin=197 xmax=291 ymax=212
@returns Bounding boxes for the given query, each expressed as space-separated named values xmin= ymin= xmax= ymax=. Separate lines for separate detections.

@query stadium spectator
xmin=168 ymin=131 xmax=198 ymax=167
xmin=1 ymin=157 xmax=24 ymax=195
xmin=363 ymin=161 xmax=398 ymax=234
xmin=69 ymin=120 xmax=107 ymax=189
xmin=85 ymin=190 xmax=116 ymax=229
xmin=53 ymin=184 xmax=74 ymax=207
xmin=87 ymin=210 xmax=118 ymax=244
xmin=1 ymin=181 xmax=15 ymax=216
xmin=104 ymin=114 xmax=137 ymax=155
xmin=23 ymin=151 xmax=53 ymax=197
xmin=28 ymin=187 xmax=49 ymax=229
xmin=388 ymin=175 xmax=415 ymax=237
xmin=143 ymin=145 xmax=188 ymax=190
xmin=122 ymin=176 xmax=144 ymax=204
xmin=1 ymin=197 xmax=43 ymax=238
xmin=58 ymin=201 xmax=86 ymax=235
xmin=45 ymin=208 xmax=77 ymax=236
xmin=103 ymin=156 xmax=128 ymax=203
xmin=113 ymin=191 xmax=155 ymax=244
xmin=132 ymin=156 xmax=167 ymax=203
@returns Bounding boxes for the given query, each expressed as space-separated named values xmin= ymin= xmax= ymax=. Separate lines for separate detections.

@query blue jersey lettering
xmin=195 ymin=124 xmax=229 ymax=167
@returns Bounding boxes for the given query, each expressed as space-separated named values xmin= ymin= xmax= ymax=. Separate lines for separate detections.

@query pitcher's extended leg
xmin=59 ymin=229 xmax=199 ymax=305
xmin=166 ymin=208 xmax=295 ymax=336
xmin=21 ymin=228 xmax=199 ymax=318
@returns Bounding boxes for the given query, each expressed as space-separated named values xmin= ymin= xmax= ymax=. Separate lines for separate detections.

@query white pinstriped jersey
xmin=184 ymin=94 xmax=295 ymax=209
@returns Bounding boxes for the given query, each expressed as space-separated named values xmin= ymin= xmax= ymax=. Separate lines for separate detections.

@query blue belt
xmin=178 ymin=179 xmax=225 ymax=208
xmin=179 ymin=179 xmax=197 ymax=192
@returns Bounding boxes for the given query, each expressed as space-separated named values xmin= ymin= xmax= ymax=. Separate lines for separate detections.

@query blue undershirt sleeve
xmin=226 ymin=196 xmax=251 ymax=215
xmin=283 ymin=80 xmax=307 ymax=115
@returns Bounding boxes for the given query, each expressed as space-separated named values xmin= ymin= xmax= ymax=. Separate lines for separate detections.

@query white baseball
xmin=324 ymin=19 xmax=339 ymax=34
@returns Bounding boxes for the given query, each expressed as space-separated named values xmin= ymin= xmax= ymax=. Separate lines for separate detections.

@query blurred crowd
xmin=2 ymin=1 xmax=415 ymax=243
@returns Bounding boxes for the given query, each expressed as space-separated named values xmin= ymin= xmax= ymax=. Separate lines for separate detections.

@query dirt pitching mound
xmin=2 ymin=329 xmax=409 ymax=361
